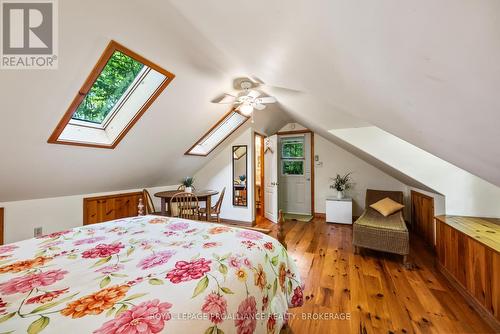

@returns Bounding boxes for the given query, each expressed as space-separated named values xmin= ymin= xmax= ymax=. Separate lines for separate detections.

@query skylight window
xmin=48 ymin=41 xmax=175 ymax=148
xmin=186 ymin=110 xmax=249 ymax=156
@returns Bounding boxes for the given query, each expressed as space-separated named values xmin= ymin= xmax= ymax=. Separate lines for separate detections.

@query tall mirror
xmin=233 ymin=145 xmax=248 ymax=206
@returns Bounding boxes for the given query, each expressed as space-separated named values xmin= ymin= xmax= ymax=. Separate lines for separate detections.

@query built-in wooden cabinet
xmin=83 ymin=192 xmax=143 ymax=225
xmin=435 ymin=216 xmax=500 ymax=331
xmin=411 ymin=190 xmax=435 ymax=248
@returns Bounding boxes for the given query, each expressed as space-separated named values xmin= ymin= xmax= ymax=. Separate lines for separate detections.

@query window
xmin=282 ymin=160 xmax=304 ymax=175
xmin=282 ymin=139 xmax=304 ymax=159
xmin=48 ymin=41 xmax=175 ymax=148
xmin=186 ymin=109 xmax=249 ymax=156
xmin=281 ymin=136 xmax=305 ymax=175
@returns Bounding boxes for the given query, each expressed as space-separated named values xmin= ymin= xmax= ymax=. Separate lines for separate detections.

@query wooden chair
xmin=200 ymin=187 xmax=225 ymax=223
xmin=142 ymin=189 xmax=164 ymax=216
xmin=170 ymin=192 xmax=200 ymax=220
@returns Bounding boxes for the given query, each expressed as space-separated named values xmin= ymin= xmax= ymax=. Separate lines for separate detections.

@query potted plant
xmin=182 ymin=177 xmax=195 ymax=193
xmin=239 ymin=174 xmax=246 ymax=187
xmin=330 ymin=173 xmax=353 ymax=199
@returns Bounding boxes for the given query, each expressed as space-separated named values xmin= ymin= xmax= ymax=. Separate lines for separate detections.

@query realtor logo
xmin=1 ymin=0 xmax=58 ymax=69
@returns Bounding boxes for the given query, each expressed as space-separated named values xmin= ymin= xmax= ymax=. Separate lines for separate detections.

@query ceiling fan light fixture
xmin=239 ymin=104 xmax=254 ymax=116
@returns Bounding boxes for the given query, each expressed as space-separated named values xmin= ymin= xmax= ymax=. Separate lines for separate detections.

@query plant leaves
xmin=219 ymin=264 xmax=228 ymax=275
xmin=92 ymin=256 xmax=111 ymax=268
xmin=100 ymin=276 xmax=111 ymax=288
xmin=110 ymin=273 xmax=128 ymax=278
xmin=288 ymin=280 xmax=293 ymax=295
xmin=148 ymin=278 xmax=164 ymax=285
xmin=204 ymin=326 xmax=216 ymax=334
xmin=115 ymin=304 xmax=128 ymax=317
xmin=271 ymin=256 xmax=279 ymax=266
xmin=27 ymin=316 xmax=50 ymax=334
xmin=106 ymin=307 xmax=116 ymax=317
xmin=192 ymin=276 xmax=209 ymax=298
xmin=220 ymin=287 xmax=234 ymax=294
xmin=122 ymin=293 xmax=148 ymax=302
xmin=272 ymin=278 xmax=277 ymax=297
xmin=220 ymin=253 xmax=231 ymax=261
xmin=217 ymin=328 xmax=224 ymax=334
xmin=127 ymin=246 xmax=135 ymax=256
xmin=0 ymin=312 xmax=15 ymax=323
xmin=30 ymin=293 xmax=79 ymax=314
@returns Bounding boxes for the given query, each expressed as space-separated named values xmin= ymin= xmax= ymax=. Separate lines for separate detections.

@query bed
xmin=0 ymin=215 xmax=303 ymax=333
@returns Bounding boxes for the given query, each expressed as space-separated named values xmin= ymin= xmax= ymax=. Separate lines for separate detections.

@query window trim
xmin=48 ymin=40 xmax=175 ymax=149
xmin=185 ymin=108 xmax=250 ymax=156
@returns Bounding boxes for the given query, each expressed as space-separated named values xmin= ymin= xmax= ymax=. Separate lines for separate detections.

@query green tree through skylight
xmin=72 ymin=51 xmax=144 ymax=124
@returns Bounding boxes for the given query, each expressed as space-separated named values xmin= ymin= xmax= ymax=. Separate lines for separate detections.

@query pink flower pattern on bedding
xmin=0 ymin=216 xmax=303 ymax=333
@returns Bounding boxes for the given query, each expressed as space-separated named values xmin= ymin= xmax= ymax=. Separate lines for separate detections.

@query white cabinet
xmin=326 ymin=197 xmax=353 ymax=224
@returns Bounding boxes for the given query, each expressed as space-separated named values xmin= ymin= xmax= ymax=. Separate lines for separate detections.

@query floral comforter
xmin=0 ymin=215 xmax=303 ymax=334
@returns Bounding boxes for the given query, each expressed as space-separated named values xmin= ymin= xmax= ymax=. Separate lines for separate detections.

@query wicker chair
xmin=352 ymin=189 xmax=409 ymax=263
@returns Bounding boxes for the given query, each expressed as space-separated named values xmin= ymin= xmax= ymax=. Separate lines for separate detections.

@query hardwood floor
xmin=255 ymin=216 xmax=495 ymax=334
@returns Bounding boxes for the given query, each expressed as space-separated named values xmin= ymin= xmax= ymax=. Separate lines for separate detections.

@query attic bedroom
xmin=0 ymin=1 xmax=499 ymax=333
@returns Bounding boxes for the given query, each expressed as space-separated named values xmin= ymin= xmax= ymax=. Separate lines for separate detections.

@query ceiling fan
xmin=211 ymin=77 xmax=279 ymax=116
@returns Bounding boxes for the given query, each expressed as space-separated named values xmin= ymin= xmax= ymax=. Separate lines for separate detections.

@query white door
xmin=279 ymin=134 xmax=312 ymax=215
xmin=264 ymin=135 xmax=279 ymax=223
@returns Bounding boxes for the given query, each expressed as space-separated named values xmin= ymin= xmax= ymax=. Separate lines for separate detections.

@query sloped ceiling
xmin=1 ymin=0 xmax=499 ymax=202
xmin=170 ymin=0 xmax=500 ymax=188
xmin=0 ymin=0 xmax=290 ymax=202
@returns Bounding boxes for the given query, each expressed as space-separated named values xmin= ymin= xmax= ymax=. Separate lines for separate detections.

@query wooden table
xmin=154 ymin=190 xmax=219 ymax=221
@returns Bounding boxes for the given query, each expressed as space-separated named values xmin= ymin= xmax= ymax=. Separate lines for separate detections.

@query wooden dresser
xmin=83 ymin=192 xmax=144 ymax=225
xmin=435 ymin=215 xmax=500 ymax=330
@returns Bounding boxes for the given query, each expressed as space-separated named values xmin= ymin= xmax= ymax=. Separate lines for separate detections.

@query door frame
xmin=254 ymin=132 xmax=266 ymax=218
xmin=276 ymin=129 xmax=315 ymax=215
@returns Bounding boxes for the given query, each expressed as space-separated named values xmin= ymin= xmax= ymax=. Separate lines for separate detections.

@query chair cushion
xmin=370 ymin=197 xmax=404 ymax=217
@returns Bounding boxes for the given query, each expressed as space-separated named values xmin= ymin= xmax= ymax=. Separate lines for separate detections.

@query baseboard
xmin=314 ymin=213 xmax=359 ymax=222
xmin=436 ymin=261 xmax=500 ymax=332
xmin=219 ymin=218 xmax=255 ymax=227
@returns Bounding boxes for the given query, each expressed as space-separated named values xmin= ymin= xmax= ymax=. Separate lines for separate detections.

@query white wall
xmin=194 ymin=128 xmax=254 ymax=223
xmin=332 ymin=126 xmax=500 ymax=218
xmin=0 ymin=185 xmax=178 ymax=244
xmin=313 ymin=134 xmax=407 ymax=216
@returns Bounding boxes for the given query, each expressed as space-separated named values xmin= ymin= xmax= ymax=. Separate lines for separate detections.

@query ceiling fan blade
xmin=211 ymin=93 xmax=237 ymax=104
xmin=256 ymin=96 xmax=277 ymax=104
xmin=254 ymin=103 xmax=266 ymax=111
xmin=249 ymin=76 xmax=302 ymax=94
xmin=247 ymin=90 xmax=261 ymax=99
xmin=249 ymin=76 xmax=265 ymax=85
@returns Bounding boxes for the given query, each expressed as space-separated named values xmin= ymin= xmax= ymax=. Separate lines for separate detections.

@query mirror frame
xmin=232 ymin=145 xmax=248 ymax=207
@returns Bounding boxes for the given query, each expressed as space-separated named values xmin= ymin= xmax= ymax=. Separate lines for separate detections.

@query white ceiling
xmin=170 ymin=0 xmax=500 ymax=187
xmin=1 ymin=0 xmax=499 ymax=202
xmin=0 ymin=0 xmax=290 ymax=202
